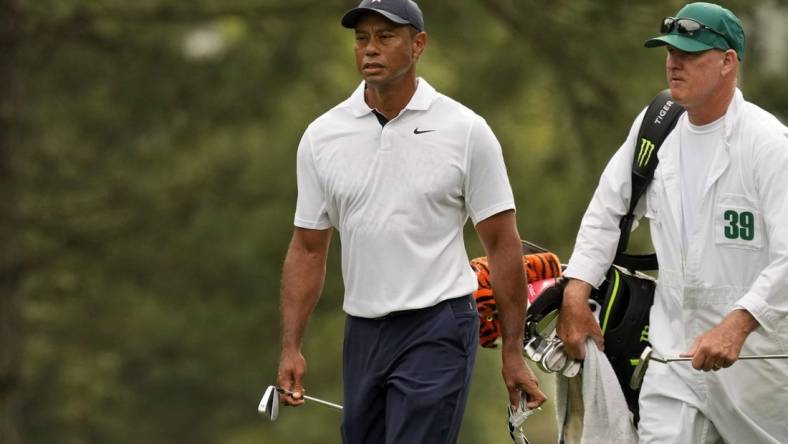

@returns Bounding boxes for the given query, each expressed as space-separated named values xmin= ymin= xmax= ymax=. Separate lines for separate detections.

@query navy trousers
xmin=341 ymin=295 xmax=479 ymax=444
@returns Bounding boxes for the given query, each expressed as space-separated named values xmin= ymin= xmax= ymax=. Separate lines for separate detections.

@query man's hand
xmin=681 ymin=309 xmax=759 ymax=371
xmin=557 ymin=279 xmax=604 ymax=360
xmin=502 ymin=350 xmax=547 ymax=409
xmin=277 ymin=349 xmax=307 ymax=406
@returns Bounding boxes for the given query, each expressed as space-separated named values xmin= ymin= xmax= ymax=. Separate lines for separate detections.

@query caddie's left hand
xmin=681 ymin=309 xmax=759 ymax=372
xmin=502 ymin=351 xmax=547 ymax=409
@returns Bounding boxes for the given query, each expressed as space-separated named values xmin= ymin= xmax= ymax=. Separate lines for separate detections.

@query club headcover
xmin=471 ymin=251 xmax=563 ymax=348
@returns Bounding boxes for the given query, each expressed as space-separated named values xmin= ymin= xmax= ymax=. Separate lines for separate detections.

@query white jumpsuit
xmin=564 ymin=90 xmax=788 ymax=443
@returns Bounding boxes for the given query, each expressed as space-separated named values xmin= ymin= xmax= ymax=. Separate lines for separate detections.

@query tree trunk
xmin=0 ymin=2 xmax=22 ymax=443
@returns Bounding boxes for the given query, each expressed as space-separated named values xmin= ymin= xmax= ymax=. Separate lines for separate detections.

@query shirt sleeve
xmin=733 ymin=124 xmax=788 ymax=333
xmin=293 ymin=128 xmax=332 ymax=230
xmin=463 ymin=116 xmax=515 ymax=225
xmin=563 ymin=109 xmax=648 ymax=288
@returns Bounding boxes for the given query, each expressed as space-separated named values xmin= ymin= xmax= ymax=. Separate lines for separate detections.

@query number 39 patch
xmin=714 ymin=194 xmax=763 ymax=250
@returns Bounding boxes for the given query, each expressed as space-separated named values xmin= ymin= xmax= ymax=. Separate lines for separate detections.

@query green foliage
xmin=4 ymin=1 xmax=785 ymax=443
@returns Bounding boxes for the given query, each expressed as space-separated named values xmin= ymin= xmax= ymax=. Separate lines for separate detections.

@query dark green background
xmin=2 ymin=1 xmax=785 ymax=443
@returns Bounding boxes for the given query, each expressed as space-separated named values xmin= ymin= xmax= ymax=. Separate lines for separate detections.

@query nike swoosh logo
xmin=413 ymin=128 xmax=436 ymax=134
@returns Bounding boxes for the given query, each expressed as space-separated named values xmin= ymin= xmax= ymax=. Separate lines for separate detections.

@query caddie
xmin=557 ymin=2 xmax=788 ymax=442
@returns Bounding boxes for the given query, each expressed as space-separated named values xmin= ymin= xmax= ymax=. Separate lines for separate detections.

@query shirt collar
xmin=347 ymin=77 xmax=437 ymax=118
xmin=406 ymin=78 xmax=437 ymax=111
xmin=721 ymin=87 xmax=743 ymax=140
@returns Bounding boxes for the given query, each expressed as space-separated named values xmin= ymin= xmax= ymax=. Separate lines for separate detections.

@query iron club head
xmin=524 ymin=337 xmax=544 ymax=361
xmin=258 ymin=385 xmax=280 ymax=421
xmin=536 ymin=339 xmax=561 ymax=373
xmin=541 ymin=341 xmax=568 ymax=373
xmin=630 ymin=346 xmax=654 ymax=390
xmin=562 ymin=359 xmax=582 ymax=378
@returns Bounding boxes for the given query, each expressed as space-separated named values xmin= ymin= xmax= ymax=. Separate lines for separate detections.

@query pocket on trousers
xmin=449 ymin=296 xmax=479 ymax=354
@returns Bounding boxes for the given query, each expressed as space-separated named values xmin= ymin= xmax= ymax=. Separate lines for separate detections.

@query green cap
xmin=644 ymin=2 xmax=745 ymax=60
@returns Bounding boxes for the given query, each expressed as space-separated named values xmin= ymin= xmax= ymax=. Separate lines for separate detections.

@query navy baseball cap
xmin=341 ymin=0 xmax=425 ymax=32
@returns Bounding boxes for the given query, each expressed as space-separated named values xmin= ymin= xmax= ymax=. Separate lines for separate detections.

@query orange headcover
xmin=470 ymin=252 xmax=562 ymax=348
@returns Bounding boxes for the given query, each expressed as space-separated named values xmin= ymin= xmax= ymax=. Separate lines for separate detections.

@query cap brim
xmin=644 ymin=34 xmax=714 ymax=53
xmin=341 ymin=8 xmax=410 ymax=29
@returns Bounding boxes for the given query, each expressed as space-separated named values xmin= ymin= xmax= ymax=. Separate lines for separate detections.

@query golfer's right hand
xmin=557 ymin=279 xmax=604 ymax=360
xmin=277 ymin=350 xmax=307 ymax=407
xmin=502 ymin=350 xmax=547 ymax=409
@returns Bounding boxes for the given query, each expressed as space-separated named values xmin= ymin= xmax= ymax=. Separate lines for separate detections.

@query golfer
xmin=276 ymin=1 xmax=546 ymax=442
xmin=558 ymin=2 xmax=788 ymax=442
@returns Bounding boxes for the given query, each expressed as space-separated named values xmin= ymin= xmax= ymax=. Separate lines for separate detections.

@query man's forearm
xmin=489 ymin=242 xmax=528 ymax=355
xmin=279 ymin=244 xmax=328 ymax=352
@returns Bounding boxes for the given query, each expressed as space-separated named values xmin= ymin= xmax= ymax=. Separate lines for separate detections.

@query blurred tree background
xmin=1 ymin=0 xmax=786 ymax=443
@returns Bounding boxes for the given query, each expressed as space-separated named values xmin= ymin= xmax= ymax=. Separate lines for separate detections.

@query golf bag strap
xmin=614 ymin=90 xmax=684 ymax=271
xmin=612 ymin=252 xmax=660 ymax=272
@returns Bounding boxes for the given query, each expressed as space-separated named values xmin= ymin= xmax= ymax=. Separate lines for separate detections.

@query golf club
xmin=630 ymin=346 xmax=788 ymax=389
xmin=258 ymin=385 xmax=343 ymax=421
xmin=507 ymin=396 xmax=539 ymax=444
xmin=521 ymin=239 xmax=550 ymax=255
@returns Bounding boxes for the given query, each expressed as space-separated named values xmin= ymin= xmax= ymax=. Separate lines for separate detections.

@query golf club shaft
xmin=653 ymin=354 xmax=788 ymax=363
xmin=277 ymin=387 xmax=343 ymax=411
xmin=303 ymin=395 xmax=343 ymax=411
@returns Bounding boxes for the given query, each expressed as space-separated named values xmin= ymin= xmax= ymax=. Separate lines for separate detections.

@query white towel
xmin=555 ymin=339 xmax=638 ymax=444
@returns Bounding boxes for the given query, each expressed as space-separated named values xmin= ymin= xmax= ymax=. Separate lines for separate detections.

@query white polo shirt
xmin=294 ymin=78 xmax=515 ymax=318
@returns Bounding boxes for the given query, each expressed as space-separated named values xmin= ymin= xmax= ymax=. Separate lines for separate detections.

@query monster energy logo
xmin=640 ymin=325 xmax=649 ymax=342
xmin=637 ymin=138 xmax=655 ymax=167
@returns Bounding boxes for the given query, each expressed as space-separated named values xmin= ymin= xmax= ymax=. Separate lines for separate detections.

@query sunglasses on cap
xmin=661 ymin=17 xmax=731 ymax=48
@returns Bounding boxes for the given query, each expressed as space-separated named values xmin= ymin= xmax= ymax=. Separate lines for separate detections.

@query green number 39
xmin=724 ymin=210 xmax=755 ymax=241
